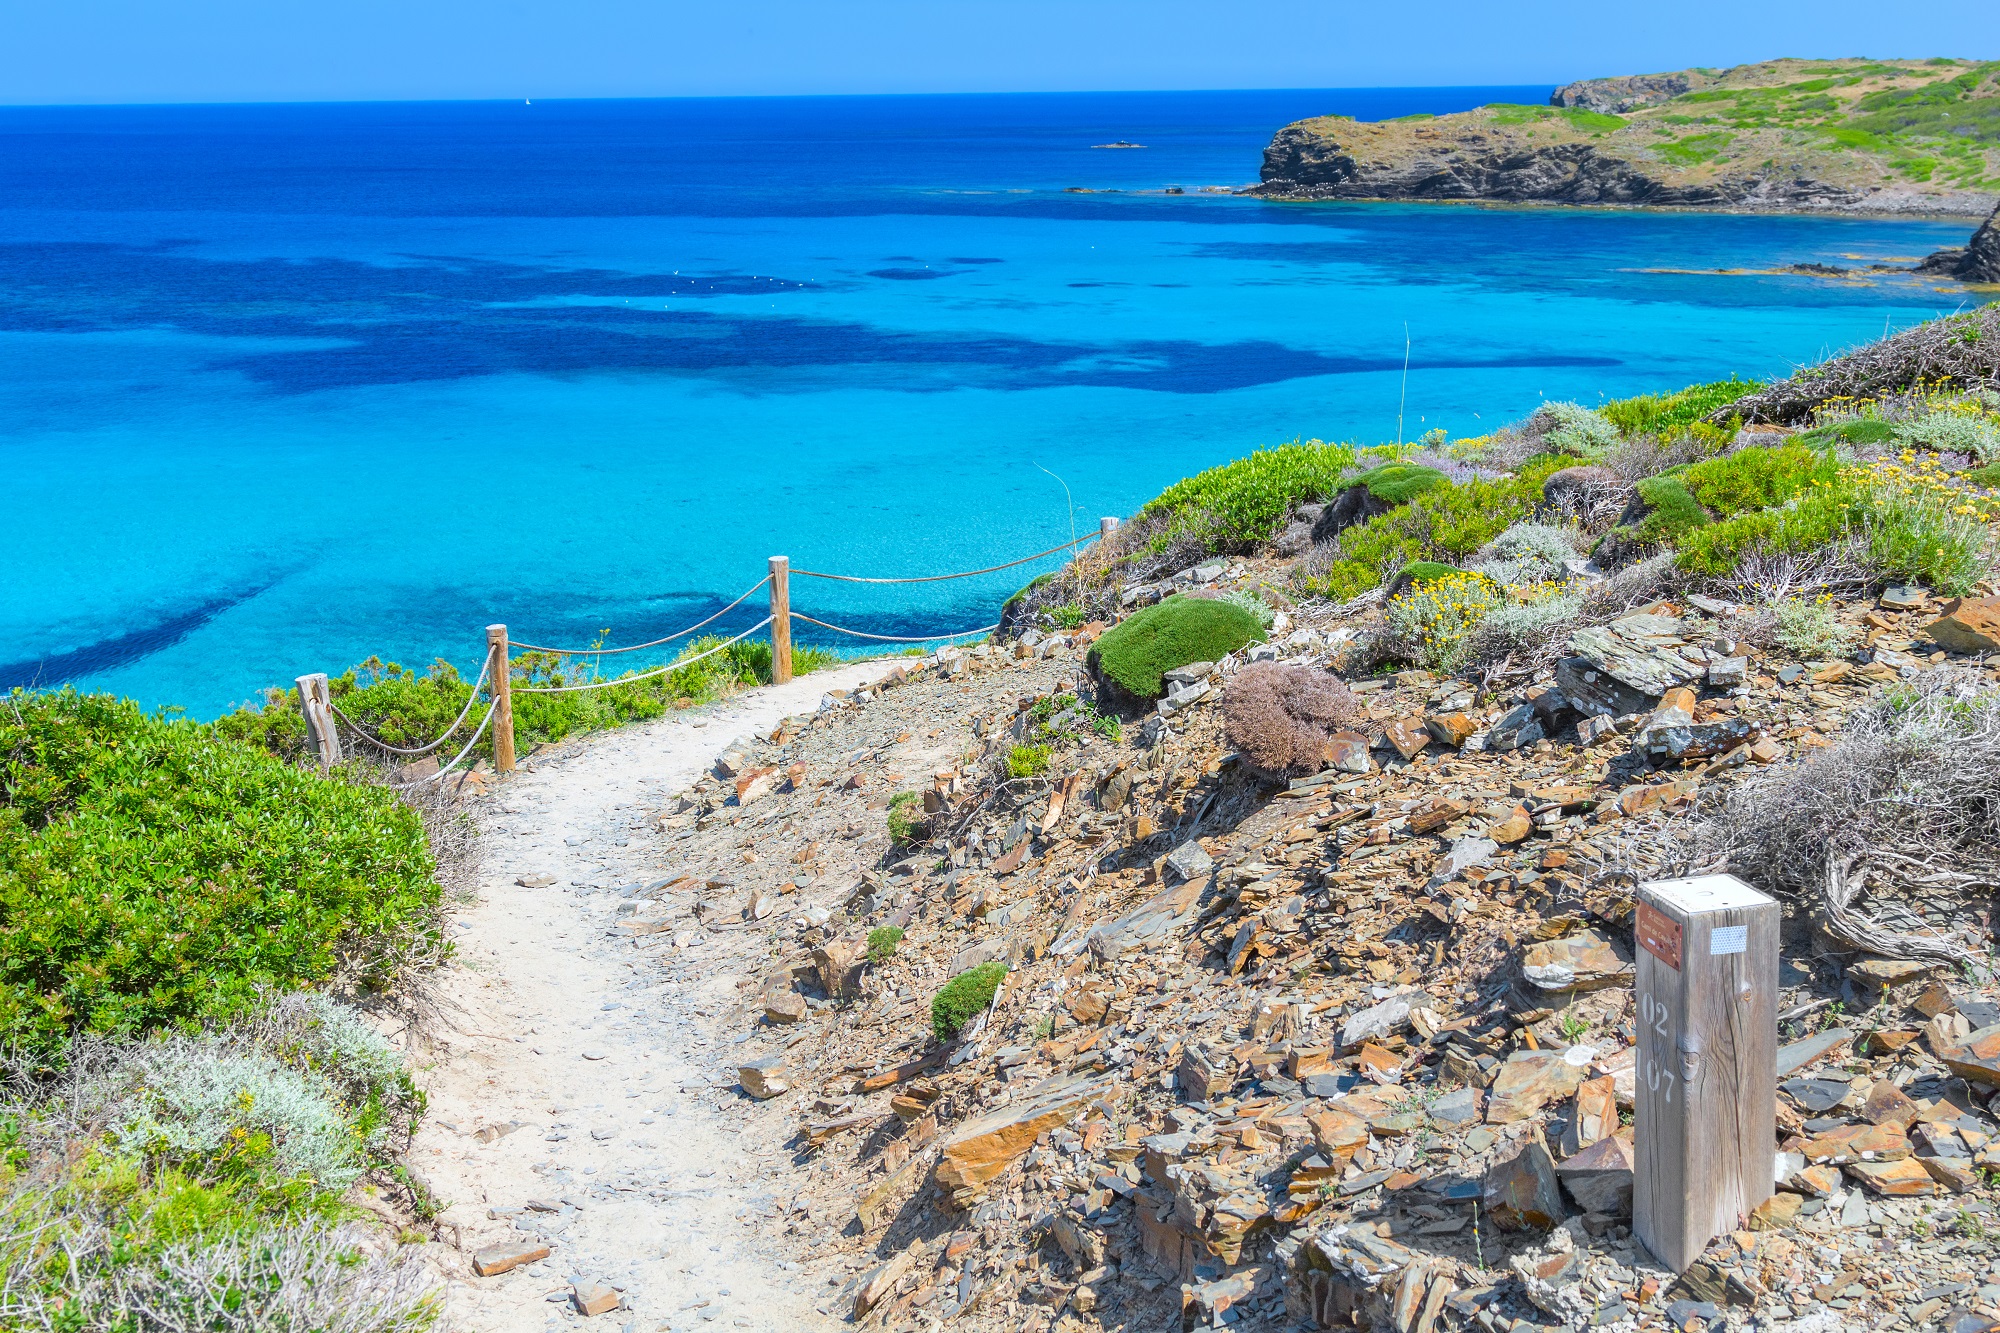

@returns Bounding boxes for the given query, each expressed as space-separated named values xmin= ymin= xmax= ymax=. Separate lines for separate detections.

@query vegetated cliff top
xmin=1255 ymin=57 xmax=2000 ymax=215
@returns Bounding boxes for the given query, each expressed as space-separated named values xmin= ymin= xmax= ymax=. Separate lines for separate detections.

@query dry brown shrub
xmin=1223 ymin=662 xmax=1358 ymax=778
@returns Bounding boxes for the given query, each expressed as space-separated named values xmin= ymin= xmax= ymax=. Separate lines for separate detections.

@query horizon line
xmin=0 ymin=82 xmax=1560 ymax=113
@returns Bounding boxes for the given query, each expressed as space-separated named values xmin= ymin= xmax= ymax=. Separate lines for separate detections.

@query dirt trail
xmin=409 ymin=663 xmax=892 ymax=1332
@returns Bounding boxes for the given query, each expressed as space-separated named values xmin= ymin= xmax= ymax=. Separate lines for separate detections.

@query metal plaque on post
xmin=1633 ymin=873 xmax=1780 ymax=1273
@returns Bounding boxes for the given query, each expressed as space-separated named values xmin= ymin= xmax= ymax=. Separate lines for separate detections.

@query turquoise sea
xmin=0 ymin=89 xmax=1986 ymax=717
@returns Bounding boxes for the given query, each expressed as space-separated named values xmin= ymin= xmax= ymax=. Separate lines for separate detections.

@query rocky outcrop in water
xmin=1253 ymin=121 xmax=1869 ymax=210
xmin=1919 ymin=200 xmax=2000 ymax=283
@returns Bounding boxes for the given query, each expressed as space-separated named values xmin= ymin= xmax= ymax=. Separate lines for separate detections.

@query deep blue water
xmin=0 ymin=90 xmax=1986 ymax=717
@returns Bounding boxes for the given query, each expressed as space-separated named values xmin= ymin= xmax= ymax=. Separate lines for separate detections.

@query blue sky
xmin=1 ymin=0 xmax=1995 ymax=104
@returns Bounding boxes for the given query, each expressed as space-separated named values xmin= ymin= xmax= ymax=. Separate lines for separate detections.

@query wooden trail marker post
xmin=486 ymin=624 xmax=515 ymax=774
xmin=294 ymin=672 xmax=341 ymax=769
xmin=769 ymin=555 xmax=792 ymax=685
xmin=1633 ymin=874 xmax=1779 ymax=1273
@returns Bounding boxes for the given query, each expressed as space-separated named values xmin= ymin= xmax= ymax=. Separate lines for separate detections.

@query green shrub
xmin=1342 ymin=462 xmax=1449 ymax=505
xmin=1006 ymin=744 xmax=1051 ymax=779
xmin=1602 ymin=377 xmax=1762 ymax=439
xmin=1863 ymin=489 xmax=1993 ymax=594
xmin=1674 ymin=488 xmax=1861 ymax=578
xmin=1534 ymin=401 xmax=1621 ymax=454
xmin=1386 ymin=571 xmax=1507 ymax=671
xmin=1296 ymin=454 xmax=1572 ymax=600
xmin=1967 ymin=462 xmax=2000 ymax=488
xmin=1207 ymin=588 xmax=1278 ymax=630
xmin=0 ymin=691 xmax=441 ymax=1054
xmin=1625 ymin=443 xmax=1842 ymax=552
xmin=1681 ymin=442 xmax=1842 ymax=515
xmin=1474 ymin=522 xmax=1578 ymax=586
xmin=866 ymin=926 xmax=904 ymax=963
xmin=886 ymin=791 xmax=925 ymax=845
xmin=931 ymin=962 xmax=1006 ymax=1042
xmin=1087 ymin=596 xmax=1265 ymax=702
xmin=1895 ymin=411 xmax=2000 ymax=462
xmin=1396 ymin=560 xmax=1460 ymax=586
xmin=217 ymin=631 xmax=837 ymax=765
xmin=1774 ymin=597 xmax=1856 ymax=658
xmin=1137 ymin=440 xmax=1366 ymax=552
xmin=1803 ymin=418 xmax=1897 ymax=447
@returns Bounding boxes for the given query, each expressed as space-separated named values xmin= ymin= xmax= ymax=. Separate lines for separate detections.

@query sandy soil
xmin=409 ymin=662 xmax=893 ymax=1332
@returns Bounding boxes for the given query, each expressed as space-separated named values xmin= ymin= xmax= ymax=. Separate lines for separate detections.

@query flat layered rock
xmin=1522 ymin=929 xmax=1633 ymax=993
xmin=934 ymin=1074 xmax=1110 ymax=1198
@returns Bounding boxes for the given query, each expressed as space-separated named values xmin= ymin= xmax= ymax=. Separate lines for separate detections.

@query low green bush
xmin=0 ymin=691 xmax=441 ymax=1054
xmin=931 ymin=962 xmax=1006 ymax=1042
xmin=1006 ymin=744 xmax=1051 ymax=778
xmin=1967 ymin=462 xmax=2000 ymax=488
xmin=886 ymin=792 xmax=925 ymax=845
xmin=1341 ymin=462 xmax=1448 ymax=505
xmin=1863 ymin=489 xmax=1993 ymax=594
xmin=1774 ymin=597 xmax=1856 ymax=658
xmin=866 ymin=926 xmax=904 ymax=963
xmin=1087 ymin=595 xmax=1265 ymax=702
xmin=1386 ymin=571 xmax=1507 ymax=672
xmin=1601 ymin=377 xmax=1761 ymax=438
xmin=1136 ymin=439 xmax=1367 ymax=552
xmin=1533 ymin=401 xmax=1621 ymax=454
xmin=1802 ymin=418 xmax=1897 ymax=447
xmin=1296 ymin=454 xmax=1572 ymax=600
xmin=1681 ymin=442 xmax=1842 ymax=515
xmin=1673 ymin=488 xmax=1861 ymax=578
xmin=218 ymin=633 xmax=841 ymax=766
xmin=1631 ymin=474 xmax=1710 ymax=544
xmin=1396 ymin=560 xmax=1460 ymax=586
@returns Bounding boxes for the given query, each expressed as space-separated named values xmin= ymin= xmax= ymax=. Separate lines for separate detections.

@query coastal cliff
xmin=1920 ymin=198 xmax=2000 ymax=281
xmin=1253 ymin=57 xmax=2000 ymax=217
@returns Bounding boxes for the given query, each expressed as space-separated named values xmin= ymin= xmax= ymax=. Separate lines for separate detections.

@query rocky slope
xmin=483 ymin=551 xmax=2000 ymax=1333
xmin=1922 ymin=198 xmax=2000 ymax=281
xmin=1253 ymin=57 xmax=2000 ymax=217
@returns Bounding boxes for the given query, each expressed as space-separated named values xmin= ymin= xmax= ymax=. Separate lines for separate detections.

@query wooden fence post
xmin=769 ymin=555 xmax=792 ymax=685
xmin=295 ymin=672 xmax=341 ymax=769
xmin=486 ymin=624 xmax=516 ymax=774
xmin=1633 ymin=873 xmax=1779 ymax=1273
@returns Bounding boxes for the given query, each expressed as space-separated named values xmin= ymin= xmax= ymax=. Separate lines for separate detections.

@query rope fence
xmin=287 ymin=516 xmax=1121 ymax=785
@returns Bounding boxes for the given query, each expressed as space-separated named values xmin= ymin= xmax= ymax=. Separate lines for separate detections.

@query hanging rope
xmin=390 ymin=697 xmax=499 ymax=789
xmin=509 ymin=576 xmax=772 ymax=655
xmin=790 ymin=612 xmax=997 ymax=643
xmin=790 ymin=534 xmax=1097 ymax=584
xmin=513 ymin=617 xmax=774 ymax=694
xmin=332 ymin=656 xmax=493 ymax=756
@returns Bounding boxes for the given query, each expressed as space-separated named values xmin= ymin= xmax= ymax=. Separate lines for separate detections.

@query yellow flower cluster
xmin=1387 ymin=571 xmax=1506 ymax=671
xmin=1847 ymin=452 xmax=2000 ymax=524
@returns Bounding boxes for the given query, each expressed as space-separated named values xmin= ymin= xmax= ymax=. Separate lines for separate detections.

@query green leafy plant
xmin=1386 ymin=571 xmax=1507 ymax=672
xmin=1862 ymin=488 xmax=1993 ymax=594
xmin=1006 ymin=744 xmax=1051 ymax=779
xmin=1087 ymin=595 xmax=1265 ymax=702
xmin=866 ymin=926 xmax=905 ymax=963
xmin=1602 ymin=378 xmax=1762 ymax=440
xmin=886 ymin=792 xmax=925 ymax=845
xmin=1341 ymin=462 xmax=1449 ymax=505
xmin=931 ymin=962 xmax=1007 ymax=1042
xmin=0 ymin=690 xmax=441 ymax=1053
xmin=1136 ymin=439 xmax=1367 ymax=553
xmin=1533 ymin=401 xmax=1621 ymax=454
xmin=1773 ymin=597 xmax=1857 ymax=658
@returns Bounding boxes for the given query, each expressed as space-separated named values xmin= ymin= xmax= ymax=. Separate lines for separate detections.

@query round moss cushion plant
xmin=1087 ymin=595 xmax=1266 ymax=705
xmin=932 ymin=961 xmax=1007 ymax=1042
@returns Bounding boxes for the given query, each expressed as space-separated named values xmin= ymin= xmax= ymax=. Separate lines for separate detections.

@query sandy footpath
xmin=408 ymin=662 xmax=893 ymax=1332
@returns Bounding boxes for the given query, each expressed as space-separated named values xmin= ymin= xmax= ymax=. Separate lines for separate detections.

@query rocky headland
xmin=1252 ymin=57 xmax=2000 ymax=218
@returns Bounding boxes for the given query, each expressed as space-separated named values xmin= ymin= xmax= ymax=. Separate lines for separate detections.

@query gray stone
xmin=1706 ymin=656 xmax=1748 ymax=688
xmin=1163 ymin=841 xmax=1215 ymax=883
xmin=1341 ymin=994 xmax=1412 ymax=1049
xmin=1777 ymin=1028 xmax=1854 ymax=1077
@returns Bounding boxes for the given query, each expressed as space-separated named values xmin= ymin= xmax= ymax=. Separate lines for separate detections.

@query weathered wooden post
xmin=485 ymin=624 xmax=515 ymax=774
xmin=1633 ymin=874 xmax=1779 ymax=1272
xmin=768 ymin=555 xmax=792 ymax=685
xmin=295 ymin=672 xmax=341 ymax=769
xmin=1099 ymin=516 xmax=1120 ymax=540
